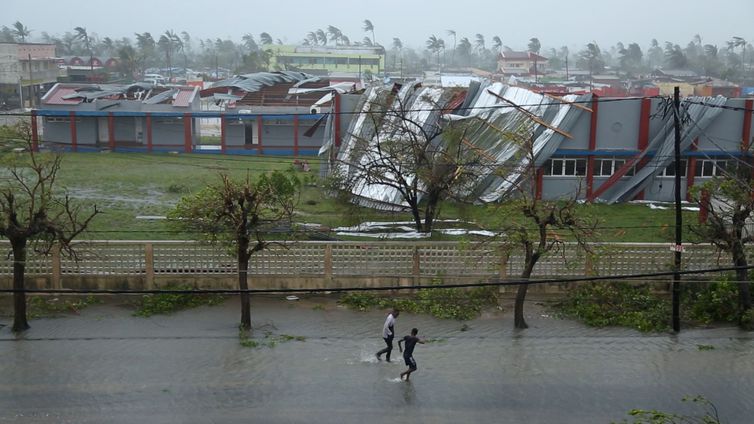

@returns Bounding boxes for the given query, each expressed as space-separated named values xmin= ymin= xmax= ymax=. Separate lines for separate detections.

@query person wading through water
xmin=376 ymin=309 xmax=399 ymax=362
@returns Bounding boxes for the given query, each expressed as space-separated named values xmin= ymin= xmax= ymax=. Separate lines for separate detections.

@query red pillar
xmin=743 ymin=99 xmax=753 ymax=152
xmin=146 ymin=113 xmax=153 ymax=153
xmin=699 ymin=190 xmax=710 ymax=223
xmin=69 ymin=111 xmax=78 ymax=152
xmin=585 ymin=94 xmax=599 ymax=200
xmin=220 ymin=115 xmax=227 ymax=154
xmin=257 ymin=115 xmax=263 ymax=155
xmin=293 ymin=115 xmax=299 ymax=157
xmin=107 ymin=112 xmax=115 ymax=150
xmin=30 ymin=110 xmax=39 ymax=152
xmin=183 ymin=113 xmax=192 ymax=153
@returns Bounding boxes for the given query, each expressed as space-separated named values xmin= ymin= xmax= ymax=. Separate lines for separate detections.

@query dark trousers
xmin=376 ymin=335 xmax=394 ymax=361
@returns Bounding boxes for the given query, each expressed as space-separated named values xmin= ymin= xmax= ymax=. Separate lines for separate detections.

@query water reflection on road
xmin=1 ymin=296 xmax=753 ymax=423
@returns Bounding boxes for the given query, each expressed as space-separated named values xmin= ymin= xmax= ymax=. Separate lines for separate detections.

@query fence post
xmin=412 ymin=245 xmax=420 ymax=286
xmin=499 ymin=248 xmax=509 ymax=294
xmin=51 ymin=243 xmax=61 ymax=289
xmin=584 ymin=252 xmax=594 ymax=276
xmin=324 ymin=244 xmax=333 ymax=281
xmin=144 ymin=243 xmax=154 ymax=289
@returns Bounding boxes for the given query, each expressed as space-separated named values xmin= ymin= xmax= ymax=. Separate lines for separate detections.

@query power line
xmin=1 ymin=263 xmax=751 ymax=295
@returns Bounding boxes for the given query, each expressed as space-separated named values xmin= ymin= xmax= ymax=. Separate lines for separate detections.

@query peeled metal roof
xmin=333 ymin=82 xmax=590 ymax=208
xmin=600 ymin=95 xmax=727 ymax=203
xmin=208 ymin=71 xmax=318 ymax=93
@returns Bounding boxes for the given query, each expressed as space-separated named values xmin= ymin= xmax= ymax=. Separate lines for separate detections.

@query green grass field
xmin=51 ymin=151 xmax=697 ymax=242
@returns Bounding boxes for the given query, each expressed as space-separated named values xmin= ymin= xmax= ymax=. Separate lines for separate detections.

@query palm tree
xmin=426 ymin=35 xmax=444 ymax=72
xmin=340 ymin=35 xmax=350 ymax=46
xmin=306 ymin=31 xmax=318 ymax=46
xmin=74 ymin=27 xmax=94 ymax=76
xmin=243 ymin=33 xmax=258 ymax=51
xmin=446 ymin=29 xmax=457 ymax=66
xmin=12 ymin=21 xmax=30 ymax=43
xmin=158 ymin=30 xmax=181 ymax=79
xmin=492 ymin=36 xmax=502 ymax=53
xmin=362 ymin=37 xmax=373 ymax=47
xmin=316 ymin=29 xmax=327 ymax=46
xmin=458 ymin=37 xmax=472 ymax=61
xmin=259 ymin=32 xmax=273 ymax=45
xmin=392 ymin=37 xmax=403 ymax=75
xmin=474 ymin=34 xmax=485 ymax=55
xmin=363 ymin=19 xmax=375 ymax=45
xmin=527 ymin=37 xmax=541 ymax=54
xmin=326 ymin=26 xmax=342 ymax=46
xmin=728 ymin=36 xmax=747 ymax=74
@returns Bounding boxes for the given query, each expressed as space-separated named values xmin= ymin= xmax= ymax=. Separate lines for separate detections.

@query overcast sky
xmin=4 ymin=0 xmax=753 ymax=51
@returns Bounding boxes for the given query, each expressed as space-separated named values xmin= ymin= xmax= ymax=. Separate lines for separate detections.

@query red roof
xmin=172 ymin=87 xmax=195 ymax=107
xmin=43 ymin=86 xmax=83 ymax=105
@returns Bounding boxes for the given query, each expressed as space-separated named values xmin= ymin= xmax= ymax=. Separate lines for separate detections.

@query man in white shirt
xmin=375 ymin=308 xmax=399 ymax=362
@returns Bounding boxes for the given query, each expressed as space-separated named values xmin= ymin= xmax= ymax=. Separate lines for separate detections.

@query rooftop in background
xmin=41 ymin=82 xmax=199 ymax=108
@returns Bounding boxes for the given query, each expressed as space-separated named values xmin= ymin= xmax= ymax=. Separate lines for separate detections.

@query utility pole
xmin=672 ymin=86 xmax=683 ymax=332
xmin=28 ymin=53 xmax=33 ymax=108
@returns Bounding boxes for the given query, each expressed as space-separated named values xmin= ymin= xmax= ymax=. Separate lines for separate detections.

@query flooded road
xmin=1 ymin=296 xmax=753 ymax=423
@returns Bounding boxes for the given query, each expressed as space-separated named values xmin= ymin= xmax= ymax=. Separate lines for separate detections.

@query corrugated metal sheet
xmin=601 ymin=95 xmax=727 ymax=203
xmin=42 ymin=86 xmax=83 ymax=105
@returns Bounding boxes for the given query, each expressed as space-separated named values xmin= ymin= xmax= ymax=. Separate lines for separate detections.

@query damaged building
xmin=329 ymin=80 xmax=750 ymax=206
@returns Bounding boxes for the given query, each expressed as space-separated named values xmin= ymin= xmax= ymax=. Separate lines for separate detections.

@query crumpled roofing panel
xmin=601 ymin=95 xmax=727 ymax=203
xmin=333 ymin=81 xmax=589 ymax=208
xmin=208 ymin=71 xmax=317 ymax=93
xmin=335 ymin=83 xmax=448 ymax=208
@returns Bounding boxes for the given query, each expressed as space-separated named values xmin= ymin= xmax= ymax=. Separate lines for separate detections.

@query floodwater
xmin=1 ymin=296 xmax=753 ymax=424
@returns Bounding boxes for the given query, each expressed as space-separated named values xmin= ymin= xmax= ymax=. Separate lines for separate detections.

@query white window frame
xmin=594 ymin=157 xmax=635 ymax=177
xmin=694 ymin=159 xmax=729 ymax=177
xmin=658 ymin=160 xmax=688 ymax=177
xmin=544 ymin=158 xmax=587 ymax=177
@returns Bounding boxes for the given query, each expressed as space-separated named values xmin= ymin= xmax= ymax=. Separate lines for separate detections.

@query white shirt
xmin=382 ymin=313 xmax=396 ymax=338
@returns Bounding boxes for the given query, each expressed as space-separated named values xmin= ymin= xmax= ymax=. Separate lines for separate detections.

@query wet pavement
xmin=1 ymin=295 xmax=753 ymax=423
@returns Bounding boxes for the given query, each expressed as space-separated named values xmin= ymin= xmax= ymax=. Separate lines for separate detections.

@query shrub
xmin=133 ymin=285 xmax=225 ymax=317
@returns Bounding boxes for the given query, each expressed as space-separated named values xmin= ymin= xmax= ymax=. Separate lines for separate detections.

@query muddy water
xmin=1 ymin=296 xmax=753 ymax=423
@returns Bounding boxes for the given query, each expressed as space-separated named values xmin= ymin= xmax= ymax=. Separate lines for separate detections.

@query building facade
xmin=267 ymin=45 xmax=384 ymax=77
xmin=0 ymin=42 xmax=59 ymax=107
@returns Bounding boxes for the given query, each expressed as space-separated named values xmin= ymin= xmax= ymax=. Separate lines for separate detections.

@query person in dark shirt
xmin=398 ymin=328 xmax=425 ymax=381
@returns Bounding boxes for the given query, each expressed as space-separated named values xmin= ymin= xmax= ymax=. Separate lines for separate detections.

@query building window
xmin=543 ymin=158 xmax=587 ymax=176
xmin=45 ymin=117 xmax=81 ymax=123
xmin=659 ymin=160 xmax=687 ymax=177
xmin=694 ymin=159 xmax=730 ymax=177
xmin=594 ymin=158 xmax=635 ymax=177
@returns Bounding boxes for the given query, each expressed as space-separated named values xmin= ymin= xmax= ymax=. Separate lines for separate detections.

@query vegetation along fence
xmin=0 ymin=241 xmax=739 ymax=292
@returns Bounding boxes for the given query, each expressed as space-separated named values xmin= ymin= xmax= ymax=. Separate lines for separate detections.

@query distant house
xmin=39 ymin=82 xmax=201 ymax=151
xmin=498 ymin=51 xmax=548 ymax=76
xmin=0 ymin=42 xmax=59 ymax=107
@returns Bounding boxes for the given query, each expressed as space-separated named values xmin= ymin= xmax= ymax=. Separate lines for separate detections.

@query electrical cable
xmin=1 ymin=263 xmax=753 ymax=295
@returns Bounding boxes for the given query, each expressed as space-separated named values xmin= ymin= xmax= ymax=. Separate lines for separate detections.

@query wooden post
xmin=324 ymin=244 xmax=333 ymax=281
xmin=31 ymin=109 xmax=39 ymax=152
xmin=499 ymin=248 xmax=509 ymax=294
xmin=412 ymin=246 xmax=420 ymax=286
xmin=51 ymin=243 xmax=61 ymax=289
xmin=144 ymin=243 xmax=155 ymax=289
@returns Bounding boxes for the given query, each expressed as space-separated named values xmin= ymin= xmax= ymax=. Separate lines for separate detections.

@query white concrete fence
xmin=0 ymin=241 xmax=735 ymax=290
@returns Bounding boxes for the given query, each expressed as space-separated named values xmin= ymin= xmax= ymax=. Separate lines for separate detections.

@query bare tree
xmin=493 ymin=130 xmax=596 ymax=329
xmin=171 ymin=171 xmax=300 ymax=330
xmin=337 ymin=96 xmax=488 ymax=233
xmin=690 ymin=160 xmax=753 ymax=321
xmin=0 ymin=122 xmax=100 ymax=332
